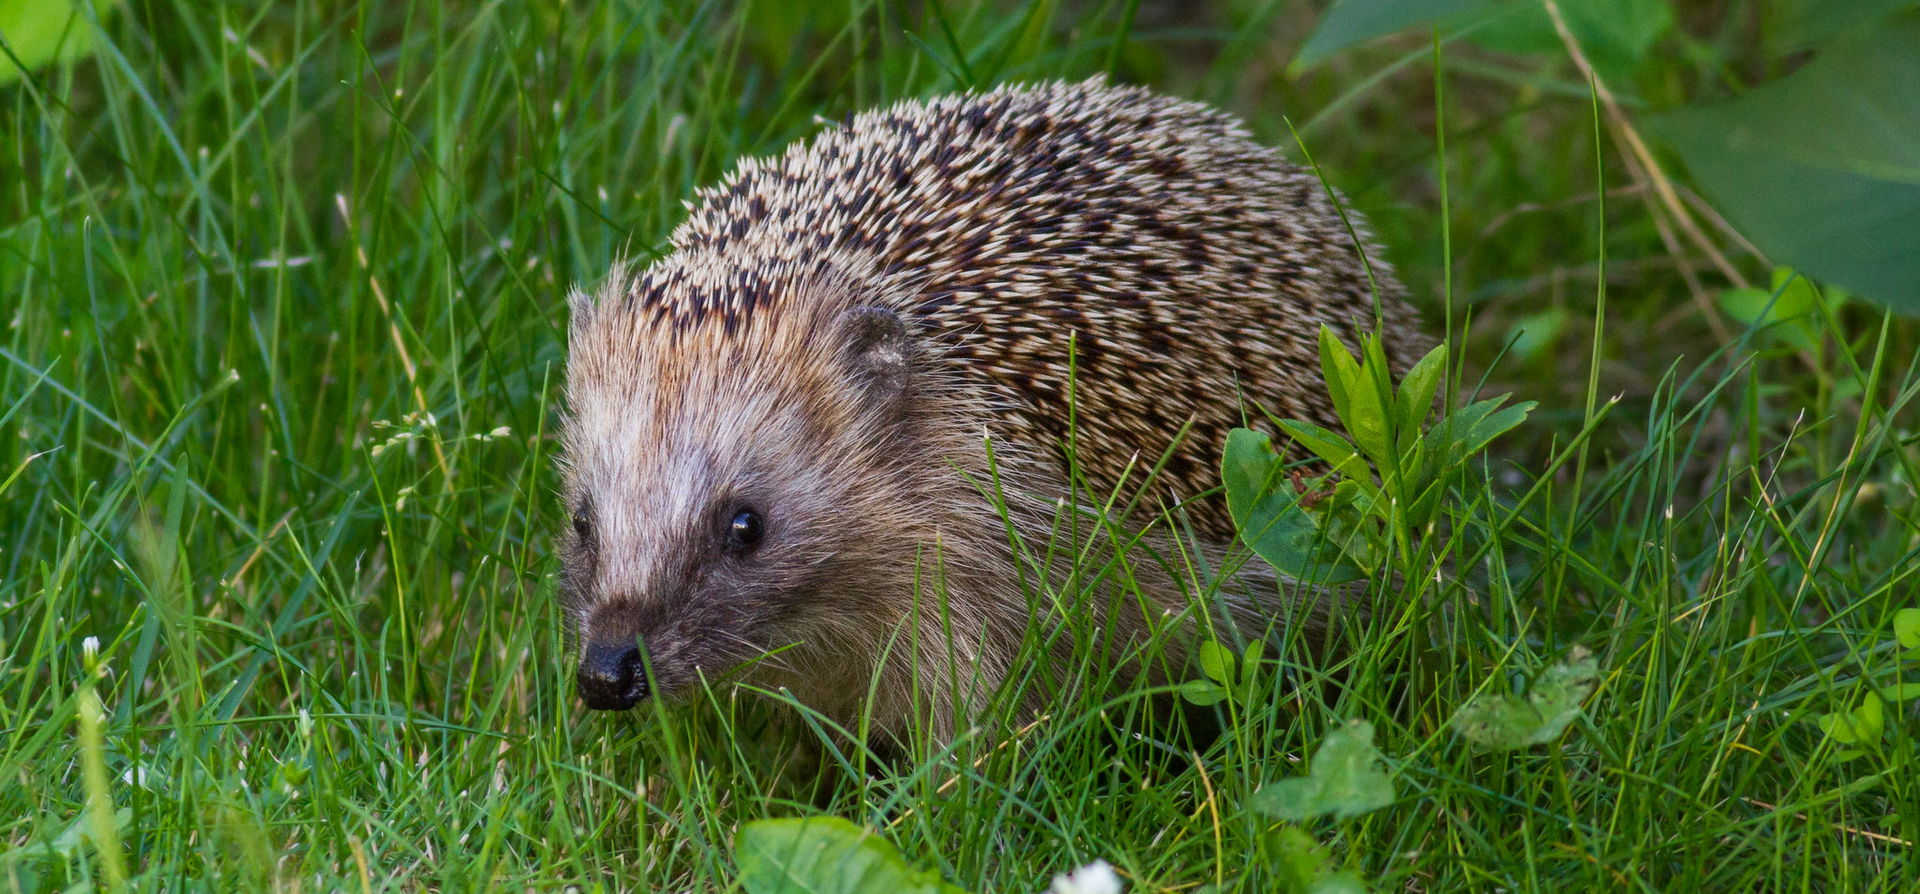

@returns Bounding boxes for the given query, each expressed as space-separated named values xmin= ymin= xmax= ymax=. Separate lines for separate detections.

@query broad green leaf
xmin=1461 ymin=400 xmax=1535 ymax=457
xmin=1425 ymin=396 xmax=1533 ymax=464
xmin=1718 ymin=268 xmax=1826 ymax=350
xmin=1767 ymin=0 xmax=1920 ymax=51
xmin=1262 ymin=826 xmax=1330 ymax=892
xmin=1241 ymin=639 xmax=1265 ymax=676
xmin=51 ymin=807 xmax=129 ymax=855
xmin=1186 ymin=636 xmax=1267 ymax=707
xmin=1318 ymin=479 xmax=1387 ymax=569
xmin=1317 ymin=328 xmax=1392 ymax=465
xmin=1894 ymin=608 xmax=1920 ymax=650
xmin=1451 ymin=648 xmax=1598 ymax=750
xmin=1504 ymin=306 xmax=1568 ymax=364
xmin=1297 ymin=0 xmax=1508 ymax=67
xmin=1223 ymin=427 xmax=1287 ymax=527
xmin=1468 ymin=0 xmax=1673 ymax=77
xmin=1652 ymin=18 xmax=1920 ymax=313
xmin=0 ymin=0 xmax=115 ymax=85
xmin=1248 ymin=719 xmax=1395 ymax=822
xmin=1222 ymin=428 xmax=1365 ymax=585
xmin=735 ymin=817 xmax=966 ymax=894
xmin=1274 ymin=418 xmax=1370 ymax=482
xmin=1307 ymin=873 xmax=1370 ymax=894
xmin=1815 ymin=692 xmax=1884 ymax=746
xmin=1393 ymin=344 xmax=1445 ymax=450
xmin=1877 ymin=682 xmax=1920 ymax=702
xmin=1180 ymin=679 xmax=1229 ymax=707
xmin=1198 ymin=640 xmax=1234 ymax=686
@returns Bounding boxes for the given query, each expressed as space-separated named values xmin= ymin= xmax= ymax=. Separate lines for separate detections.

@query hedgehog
xmin=559 ymin=77 xmax=1424 ymax=747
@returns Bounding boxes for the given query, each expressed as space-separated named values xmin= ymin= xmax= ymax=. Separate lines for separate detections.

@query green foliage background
xmin=2 ymin=0 xmax=1918 ymax=890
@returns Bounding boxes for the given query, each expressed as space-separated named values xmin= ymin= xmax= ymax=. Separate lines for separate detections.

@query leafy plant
xmin=1223 ymin=328 xmax=1532 ymax=584
xmin=1812 ymin=607 xmax=1920 ymax=762
xmin=734 ymin=817 xmax=968 ymax=894
xmin=1236 ymin=720 xmax=1395 ymax=892
xmin=1296 ymin=0 xmax=1920 ymax=315
xmin=1817 ymin=692 xmax=1886 ymax=762
xmin=1654 ymin=17 xmax=1920 ymax=313
xmin=1450 ymin=647 xmax=1599 ymax=750
xmin=1249 ymin=719 xmax=1397 ymax=822
xmin=1718 ymin=268 xmax=1845 ymax=353
xmin=1179 ymin=639 xmax=1265 ymax=707
xmin=0 ymin=0 xmax=116 ymax=84
xmin=1262 ymin=828 xmax=1369 ymax=894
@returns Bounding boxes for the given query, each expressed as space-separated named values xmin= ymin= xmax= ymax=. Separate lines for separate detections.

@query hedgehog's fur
xmin=560 ymin=78 xmax=1423 ymax=745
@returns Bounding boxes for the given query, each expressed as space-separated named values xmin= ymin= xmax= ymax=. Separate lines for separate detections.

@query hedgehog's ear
xmin=837 ymin=305 xmax=914 ymax=406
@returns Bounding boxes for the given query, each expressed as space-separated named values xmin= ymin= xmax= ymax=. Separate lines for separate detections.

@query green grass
xmin=4 ymin=0 xmax=1919 ymax=890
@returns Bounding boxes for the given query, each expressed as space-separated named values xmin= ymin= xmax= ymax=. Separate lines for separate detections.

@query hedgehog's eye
xmin=572 ymin=509 xmax=593 ymax=542
xmin=727 ymin=508 xmax=764 ymax=552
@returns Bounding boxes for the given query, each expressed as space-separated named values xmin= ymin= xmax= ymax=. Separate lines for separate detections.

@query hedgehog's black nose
xmin=577 ymin=640 xmax=647 ymax=710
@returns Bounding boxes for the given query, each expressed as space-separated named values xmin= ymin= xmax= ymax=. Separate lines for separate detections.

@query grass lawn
xmin=4 ymin=1 xmax=1918 ymax=890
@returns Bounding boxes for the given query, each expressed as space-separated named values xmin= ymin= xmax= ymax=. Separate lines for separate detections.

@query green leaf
xmin=1274 ymin=418 xmax=1370 ymax=482
xmin=1307 ymin=872 xmax=1371 ymax=894
xmin=1297 ymin=0 xmax=1509 ymax=67
xmin=51 ymin=807 xmax=129 ymax=856
xmin=1876 ymin=682 xmax=1920 ymax=702
xmin=1392 ymin=344 xmax=1445 ymax=453
xmin=1451 ymin=648 xmax=1598 ymax=750
xmin=1180 ymin=679 xmax=1229 ymax=707
xmin=1468 ymin=0 xmax=1673 ymax=78
xmin=1718 ymin=268 xmax=1826 ymax=350
xmin=1464 ymin=401 xmax=1535 ymax=456
xmin=1652 ymin=17 xmax=1920 ymax=314
xmin=1767 ymin=0 xmax=1920 ymax=51
xmin=1240 ymin=639 xmax=1265 ymax=681
xmin=1816 ymin=692 xmax=1885 ymax=746
xmin=0 ymin=0 xmax=116 ymax=85
xmin=1504 ymin=307 xmax=1568 ymax=364
xmin=1187 ymin=639 xmax=1267 ymax=706
xmin=1221 ymin=428 xmax=1365 ymax=585
xmin=1893 ymin=608 xmax=1920 ymax=650
xmin=1319 ymin=479 xmax=1387 ymax=569
xmin=1424 ymin=395 xmax=1533 ymax=464
xmin=1248 ymin=719 xmax=1395 ymax=822
xmin=735 ymin=817 xmax=966 ymax=894
xmin=1197 ymin=640 xmax=1234 ymax=686
xmin=1262 ymin=826 xmax=1330 ymax=891
xmin=1316 ymin=328 xmax=1394 ymax=467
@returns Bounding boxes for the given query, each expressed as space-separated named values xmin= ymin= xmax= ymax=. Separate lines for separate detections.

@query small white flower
xmin=82 ymin=636 xmax=100 ymax=664
xmin=1049 ymin=859 xmax=1123 ymax=894
xmin=122 ymin=762 xmax=155 ymax=790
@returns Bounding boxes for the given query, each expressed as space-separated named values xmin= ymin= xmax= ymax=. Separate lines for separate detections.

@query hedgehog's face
xmin=558 ymin=284 xmax=920 ymax=711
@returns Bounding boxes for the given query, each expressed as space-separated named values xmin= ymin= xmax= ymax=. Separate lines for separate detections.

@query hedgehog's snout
xmin=577 ymin=638 xmax=648 ymax=710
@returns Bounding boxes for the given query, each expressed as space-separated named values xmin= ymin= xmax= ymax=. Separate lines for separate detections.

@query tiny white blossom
xmin=82 ymin=636 xmax=100 ymax=664
xmin=1049 ymin=860 xmax=1123 ymax=894
xmin=122 ymin=762 xmax=155 ymax=790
